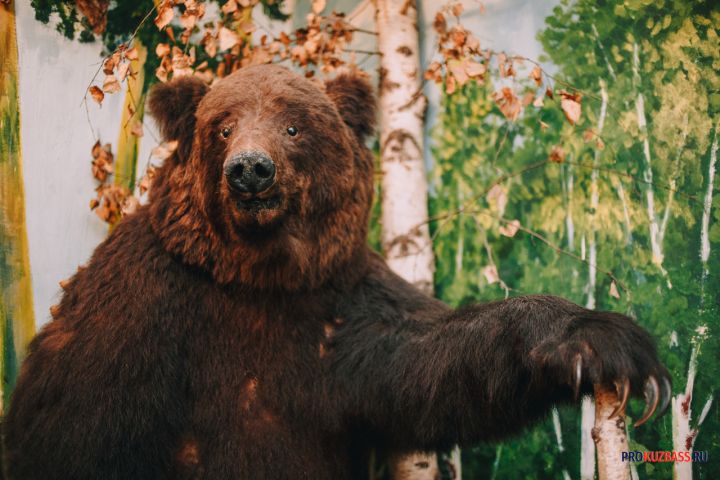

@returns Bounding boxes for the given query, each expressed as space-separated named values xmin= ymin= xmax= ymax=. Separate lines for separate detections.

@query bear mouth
xmin=236 ymin=196 xmax=281 ymax=212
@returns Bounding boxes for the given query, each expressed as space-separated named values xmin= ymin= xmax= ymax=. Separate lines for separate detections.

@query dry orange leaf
xmin=445 ymin=74 xmax=457 ymax=95
xmin=450 ymin=26 xmax=467 ymax=48
xmin=238 ymin=18 xmax=255 ymax=35
xmin=465 ymin=60 xmax=486 ymax=78
xmin=493 ymin=87 xmax=522 ymax=121
xmin=156 ymin=66 xmax=169 ymax=82
xmin=165 ymin=26 xmax=176 ymax=42
xmin=279 ymin=31 xmax=291 ymax=46
xmin=156 ymin=43 xmax=171 ymax=57
xmin=530 ymin=65 xmax=542 ymax=86
xmin=102 ymin=74 xmax=121 ymax=93
xmin=116 ymin=61 xmax=131 ymax=82
xmin=522 ymin=92 xmax=535 ymax=107
xmin=451 ymin=2 xmax=464 ymax=17
xmin=91 ymin=142 xmax=114 ymax=182
xmin=171 ymin=47 xmax=194 ymax=77
xmin=91 ymin=140 xmax=102 ymax=159
xmin=155 ymin=4 xmax=174 ymax=30
xmin=121 ymin=195 xmax=140 ymax=216
xmin=222 ymin=0 xmax=238 ymax=14
xmin=465 ymin=34 xmax=480 ymax=52
xmin=448 ymin=59 xmax=468 ymax=87
xmin=312 ymin=0 xmax=326 ymax=14
xmin=125 ymin=46 xmax=139 ymax=61
xmin=218 ymin=27 xmax=240 ymax=51
xmin=499 ymin=219 xmax=521 ymax=238
xmin=424 ymin=61 xmax=442 ymax=82
xmin=482 ymin=265 xmax=499 ymax=284
xmin=89 ymin=85 xmax=104 ymax=104
xmin=152 ymin=140 xmax=180 ymax=160
xmin=433 ymin=12 xmax=447 ymax=35
xmin=486 ymin=184 xmax=508 ymax=214
xmin=549 ymin=145 xmax=565 ymax=163
xmin=105 ymin=52 xmax=121 ymax=74
xmin=559 ymin=90 xmax=582 ymax=125
xmin=180 ymin=11 xmax=198 ymax=30
xmin=138 ymin=167 xmax=157 ymax=195
xmin=130 ymin=119 xmax=144 ymax=137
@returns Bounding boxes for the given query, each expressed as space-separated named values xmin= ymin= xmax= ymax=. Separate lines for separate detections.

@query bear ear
xmin=147 ymin=76 xmax=209 ymax=159
xmin=324 ymin=70 xmax=377 ymax=142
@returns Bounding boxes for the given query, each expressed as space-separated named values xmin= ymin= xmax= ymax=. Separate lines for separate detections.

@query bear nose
xmin=224 ymin=150 xmax=276 ymax=194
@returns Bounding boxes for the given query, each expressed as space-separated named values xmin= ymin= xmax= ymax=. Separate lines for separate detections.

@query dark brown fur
xmin=5 ymin=65 xmax=669 ymax=480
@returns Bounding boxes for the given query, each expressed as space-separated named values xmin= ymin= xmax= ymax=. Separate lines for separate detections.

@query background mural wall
xmin=1 ymin=0 xmax=717 ymax=478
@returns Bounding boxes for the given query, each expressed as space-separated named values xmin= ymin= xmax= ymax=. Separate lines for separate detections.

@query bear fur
xmin=5 ymin=65 xmax=670 ymax=480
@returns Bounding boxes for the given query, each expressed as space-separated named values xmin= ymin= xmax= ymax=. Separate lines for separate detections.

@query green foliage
xmin=31 ymin=0 xmax=94 ymax=42
xmin=431 ymin=1 xmax=719 ymax=478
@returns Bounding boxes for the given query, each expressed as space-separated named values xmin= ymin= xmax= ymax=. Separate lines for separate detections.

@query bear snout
xmin=224 ymin=150 xmax=276 ymax=194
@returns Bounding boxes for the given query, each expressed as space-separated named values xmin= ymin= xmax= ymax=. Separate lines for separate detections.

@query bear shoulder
xmin=334 ymin=252 xmax=449 ymax=328
xmin=53 ymin=207 xmax=209 ymax=335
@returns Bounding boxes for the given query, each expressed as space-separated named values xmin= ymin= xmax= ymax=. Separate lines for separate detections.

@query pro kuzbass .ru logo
xmin=622 ymin=451 xmax=709 ymax=463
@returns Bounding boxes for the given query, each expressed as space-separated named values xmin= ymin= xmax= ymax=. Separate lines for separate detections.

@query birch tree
xmin=632 ymin=42 xmax=666 ymax=278
xmin=375 ymin=0 xmax=434 ymax=295
xmin=580 ymin=81 xmax=609 ymax=480
xmin=672 ymin=129 xmax=718 ymax=480
xmin=374 ymin=0 xmax=439 ymax=478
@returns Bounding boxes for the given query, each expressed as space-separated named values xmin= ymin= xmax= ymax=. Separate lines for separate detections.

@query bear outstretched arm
xmin=330 ymin=256 xmax=671 ymax=451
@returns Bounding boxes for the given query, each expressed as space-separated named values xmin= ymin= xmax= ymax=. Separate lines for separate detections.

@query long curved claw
xmin=610 ymin=378 xmax=630 ymax=419
xmin=634 ymin=376 xmax=660 ymax=427
xmin=657 ymin=376 xmax=672 ymax=418
xmin=573 ymin=355 xmax=582 ymax=401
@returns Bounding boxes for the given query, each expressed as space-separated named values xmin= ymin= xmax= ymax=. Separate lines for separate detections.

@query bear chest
xmin=183 ymin=298 xmax=337 ymax=432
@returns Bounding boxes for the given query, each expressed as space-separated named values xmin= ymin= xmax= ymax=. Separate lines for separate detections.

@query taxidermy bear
xmin=5 ymin=65 xmax=671 ymax=480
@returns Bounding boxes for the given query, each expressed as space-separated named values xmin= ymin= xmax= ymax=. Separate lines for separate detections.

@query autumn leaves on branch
xmin=83 ymin=0 xmax=589 ymax=227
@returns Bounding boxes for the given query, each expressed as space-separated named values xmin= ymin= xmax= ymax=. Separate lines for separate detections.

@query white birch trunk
xmin=594 ymin=386 xmax=630 ymax=480
xmin=552 ymin=408 xmax=565 ymax=453
xmin=673 ymin=128 xmax=718 ymax=479
xmin=614 ymin=178 xmax=634 ymax=245
xmin=580 ymin=80 xmax=627 ymax=480
xmin=699 ymin=128 xmax=717 ymax=272
xmin=632 ymin=42 xmax=665 ymax=271
xmin=580 ymin=397 xmax=596 ymax=480
xmin=565 ymin=164 xmax=575 ymax=252
xmin=551 ymin=408 xmax=572 ymax=480
xmin=672 ymin=344 xmax=698 ymax=480
xmin=592 ymin=23 xmax=616 ymax=82
xmin=375 ymin=0 xmax=434 ymax=295
xmin=593 ymin=25 xmax=635 ymax=248
xmin=374 ymin=0 xmax=442 ymax=478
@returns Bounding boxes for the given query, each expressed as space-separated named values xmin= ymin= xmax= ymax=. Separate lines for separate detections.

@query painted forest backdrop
xmin=429 ymin=2 xmax=719 ymax=479
xmin=0 ymin=0 xmax=717 ymax=479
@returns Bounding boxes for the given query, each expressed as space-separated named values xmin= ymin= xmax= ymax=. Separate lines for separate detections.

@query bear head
xmin=147 ymin=65 xmax=376 ymax=290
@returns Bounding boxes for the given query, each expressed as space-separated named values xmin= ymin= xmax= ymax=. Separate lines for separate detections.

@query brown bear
xmin=5 ymin=65 xmax=671 ymax=480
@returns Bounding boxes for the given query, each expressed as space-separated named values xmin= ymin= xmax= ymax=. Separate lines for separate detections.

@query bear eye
xmin=221 ymin=127 xmax=232 ymax=139
xmin=286 ymin=126 xmax=299 ymax=137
